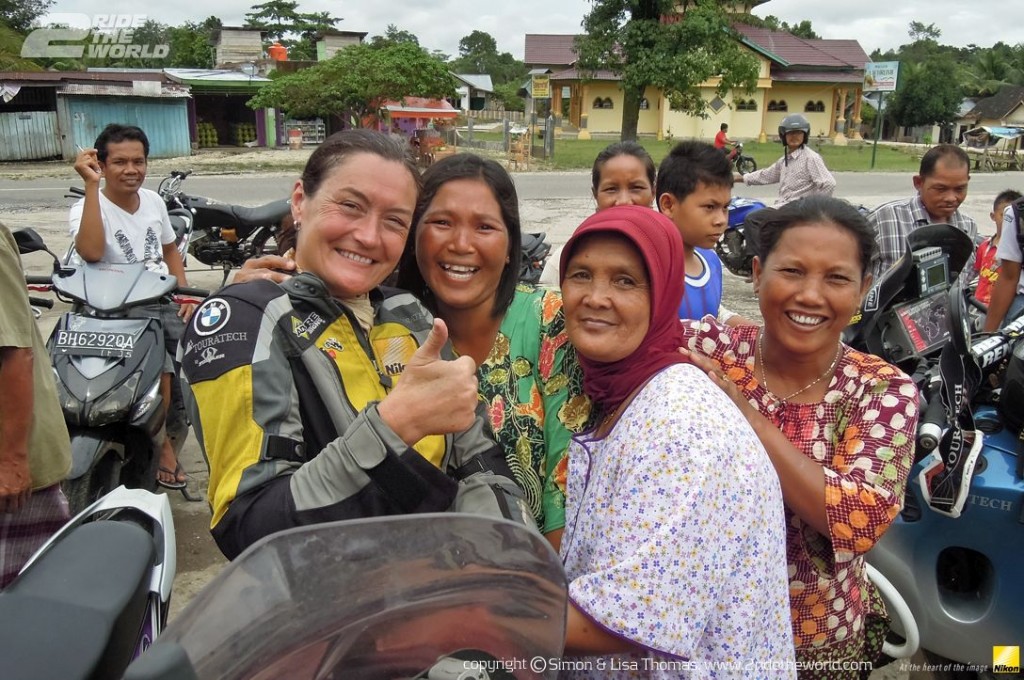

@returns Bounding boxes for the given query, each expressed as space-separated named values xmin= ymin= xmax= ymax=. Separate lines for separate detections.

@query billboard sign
xmin=864 ymin=62 xmax=899 ymax=93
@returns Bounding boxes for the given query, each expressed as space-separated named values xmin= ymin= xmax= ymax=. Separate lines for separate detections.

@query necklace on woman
xmin=757 ymin=330 xmax=843 ymax=414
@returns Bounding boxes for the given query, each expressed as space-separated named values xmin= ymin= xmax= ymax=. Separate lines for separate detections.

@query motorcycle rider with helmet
xmin=735 ymin=113 xmax=836 ymax=206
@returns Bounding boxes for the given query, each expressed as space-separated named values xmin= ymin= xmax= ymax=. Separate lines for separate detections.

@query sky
xmin=39 ymin=0 xmax=1024 ymax=62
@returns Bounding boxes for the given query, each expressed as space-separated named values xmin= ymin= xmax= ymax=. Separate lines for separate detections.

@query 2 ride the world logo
xmin=21 ymin=14 xmax=170 ymax=60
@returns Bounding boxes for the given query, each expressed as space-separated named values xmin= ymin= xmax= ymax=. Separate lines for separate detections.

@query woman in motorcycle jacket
xmin=179 ymin=130 xmax=532 ymax=560
xmin=680 ymin=196 xmax=918 ymax=677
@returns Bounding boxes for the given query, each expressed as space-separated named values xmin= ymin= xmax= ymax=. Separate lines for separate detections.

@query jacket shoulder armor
xmin=181 ymin=280 xmax=282 ymax=382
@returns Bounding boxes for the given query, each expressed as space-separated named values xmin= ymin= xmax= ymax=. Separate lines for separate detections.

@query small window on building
xmin=805 ymin=100 xmax=825 ymax=113
xmin=736 ymin=98 xmax=757 ymax=111
xmin=639 ymin=97 xmax=649 ymax=110
xmin=592 ymin=98 xmax=603 ymax=109
xmin=816 ymin=101 xmax=825 ymax=112
xmin=768 ymin=100 xmax=788 ymax=112
xmin=602 ymin=97 xmax=614 ymax=110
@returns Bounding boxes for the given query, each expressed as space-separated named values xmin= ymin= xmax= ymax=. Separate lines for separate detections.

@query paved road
xmin=2 ymin=169 xmax=1022 ymax=216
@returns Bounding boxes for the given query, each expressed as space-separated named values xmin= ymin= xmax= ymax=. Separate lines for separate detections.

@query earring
xmin=294 ymin=221 xmax=301 ymax=232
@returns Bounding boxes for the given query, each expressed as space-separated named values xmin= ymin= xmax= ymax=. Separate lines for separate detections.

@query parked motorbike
xmin=726 ymin=142 xmax=757 ymax=175
xmin=714 ymin=196 xmax=767 ymax=277
xmin=844 ymin=224 xmax=1024 ymax=676
xmin=158 ymin=170 xmax=291 ymax=280
xmin=16 ymin=228 xmax=207 ymax=514
xmin=0 ymin=486 xmax=175 ymax=680
xmin=520 ymin=231 xmax=552 ymax=285
xmin=125 ymin=513 xmax=566 ymax=680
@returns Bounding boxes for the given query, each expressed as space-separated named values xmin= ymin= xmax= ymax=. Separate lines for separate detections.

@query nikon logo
xmin=993 ymin=646 xmax=1020 ymax=674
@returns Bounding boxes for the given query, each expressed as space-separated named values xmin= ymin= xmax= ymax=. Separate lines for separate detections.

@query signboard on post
xmin=865 ymin=61 xmax=900 ymax=168
xmin=864 ymin=61 xmax=899 ymax=93
xmin=531 ymin=74 xmax=550 ymax=99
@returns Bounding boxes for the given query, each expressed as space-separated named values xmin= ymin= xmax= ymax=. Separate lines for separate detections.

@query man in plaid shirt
xmin=868 ymin=144 xmax=976 ymax=281
xmin=735 ymin=113 xmax=836 ymax=206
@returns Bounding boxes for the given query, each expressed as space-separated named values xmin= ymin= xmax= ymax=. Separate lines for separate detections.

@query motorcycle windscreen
xmin=53 ymin=262 xmax=177 ymax=312
xmin=154 ymin=514 xmax=567 ymax=680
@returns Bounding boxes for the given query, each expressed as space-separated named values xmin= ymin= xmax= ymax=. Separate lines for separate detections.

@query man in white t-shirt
xmin=984 ymin=199 xmax=1024 ymax=330
xmin=69 ymin=124 xmax=195 ymax=490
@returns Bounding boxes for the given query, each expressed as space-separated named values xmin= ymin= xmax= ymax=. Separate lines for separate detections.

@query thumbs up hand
xmin=378 ymin=319 xmax=480 ymax=446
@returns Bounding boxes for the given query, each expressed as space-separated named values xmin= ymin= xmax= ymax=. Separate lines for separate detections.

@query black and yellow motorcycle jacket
xmin=179 ymin=273 xmax=532 ymax=559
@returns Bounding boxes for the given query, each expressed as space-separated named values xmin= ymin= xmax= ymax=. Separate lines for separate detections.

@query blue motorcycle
xmin=715 ymin=196 xmax=767 ymax=278
xmin=845 ymin=224 xmax=1024 ymax=676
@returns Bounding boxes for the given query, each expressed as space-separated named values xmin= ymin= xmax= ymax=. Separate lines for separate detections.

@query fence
xmin=454 ymin=116 xmax=556 ymax=160
xmin=465 ymin=109 xmax=526 ymax=124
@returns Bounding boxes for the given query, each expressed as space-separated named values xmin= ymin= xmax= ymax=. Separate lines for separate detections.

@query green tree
xmin=0 ymin=22 xmax=42 ymax=70
xmin=734 ymin=13 xmax=820 ymax=39
xmin=888 ymin=56 xmax=962 ymax=128
xmin=493 ymin=81 xmax=525 ymax=112
xmin=369 ymin=24 xmax=420 ymax=48
xmin=908 ymin=21 xmax=941 ymax=42
xmin=449 ymin=30 xmax=526 ymax=86
xmin=576 ymin=0 xmax=760 ymax=141
xmin=167 ymin=16 xmax=221 ymax=68
xmin=0 ymin=0 xmax=53 ymax=34
xmin=244 ymin=0 xmax=341 ymax=60
xmin=248 ymin=41 xmax=456 ymax=120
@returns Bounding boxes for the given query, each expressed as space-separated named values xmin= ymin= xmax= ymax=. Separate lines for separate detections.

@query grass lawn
xmin=453 ymin=131 xmax=922 ymax=172
xmin=537 ymin=137 xmax=922 ymax=172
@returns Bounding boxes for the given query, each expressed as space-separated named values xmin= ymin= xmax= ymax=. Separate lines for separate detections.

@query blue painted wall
xmin=63 ymin=97 xmax=191 ymax=158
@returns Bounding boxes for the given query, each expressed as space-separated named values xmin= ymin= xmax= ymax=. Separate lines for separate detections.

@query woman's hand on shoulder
xmin=232 ymin=254 xmax=296 ymax=284
xmin=679 ymin=347 xmax=761 ymax=426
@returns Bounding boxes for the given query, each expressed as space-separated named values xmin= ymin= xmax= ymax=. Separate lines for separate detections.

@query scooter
xmin=844 ymin=224 xmax=1024 ymax=676
xmin=16 ymin=228 xmax=207 ymax=514
xmin=0 ymin=486 xmax=176 ymax=680
xmin=715 ymin=196 xmax=767 ymax=278
xmin=726 ymin=142 xmax=757 ymax=175
xmin=125 ymin=513 xmax=566 ymax=680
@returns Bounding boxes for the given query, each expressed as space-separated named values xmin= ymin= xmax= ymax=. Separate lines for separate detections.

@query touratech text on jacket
xmin=179 ymin=273 xmax=533 ymax=558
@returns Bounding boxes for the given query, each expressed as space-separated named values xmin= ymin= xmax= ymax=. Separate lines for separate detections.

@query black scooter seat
xmin=204 ymin=198 xmax=290 ymax=229
xmin=0 ymin=520 xmax=155 ymax=680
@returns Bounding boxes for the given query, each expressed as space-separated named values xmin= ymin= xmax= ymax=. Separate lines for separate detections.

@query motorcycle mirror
xmin=14 ymin=228 xmax=70 ymax=275
xmin=13 ymin=228 xmax=47 ymax=255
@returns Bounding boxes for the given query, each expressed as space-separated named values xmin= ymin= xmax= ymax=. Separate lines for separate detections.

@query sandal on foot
xmin=157 ymin=464 xmax=187 ymax=490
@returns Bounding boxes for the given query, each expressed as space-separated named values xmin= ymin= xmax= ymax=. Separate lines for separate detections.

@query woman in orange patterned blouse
xmin=680 ymin=196 xmax=918 ymax=678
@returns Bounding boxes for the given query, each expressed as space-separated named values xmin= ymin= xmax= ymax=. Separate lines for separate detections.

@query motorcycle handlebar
xmin=25 ymin=275 xmax=53 ymax=286
xmin=918 ymin=395 xmax=946 ymax=452
xmin=176 ymin=286 xmax=209 ymax=298
xmin=28 ymin=296 xmax=53 ymax=309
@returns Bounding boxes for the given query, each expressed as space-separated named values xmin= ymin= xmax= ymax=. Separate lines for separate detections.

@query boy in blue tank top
xmin=656 ymin=141 xmax=747 ymax=324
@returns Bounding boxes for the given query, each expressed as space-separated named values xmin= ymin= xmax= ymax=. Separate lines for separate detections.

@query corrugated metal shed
xmin=59 ymin=96 xmax=191 ymax=159
xmin=59 ymin=82 xmax=190 ymax=97
xmin=0 ymin=111 xmax=60 ymax=161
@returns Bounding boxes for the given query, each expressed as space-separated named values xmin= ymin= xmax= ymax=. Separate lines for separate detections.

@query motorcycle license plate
xmin=52 ymin=329 xmax=136 ymax=358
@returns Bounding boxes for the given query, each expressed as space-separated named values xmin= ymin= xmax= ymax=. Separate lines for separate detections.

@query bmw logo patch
xmin=194 ymin=298 xmax=231 ymax=336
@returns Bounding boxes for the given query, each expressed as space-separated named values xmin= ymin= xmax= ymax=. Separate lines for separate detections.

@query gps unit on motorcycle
xmin=911 ymin=246 xmax=949 ymax=298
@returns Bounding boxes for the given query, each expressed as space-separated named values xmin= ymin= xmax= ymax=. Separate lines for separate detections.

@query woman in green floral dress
xmin=396 ymin=154 xmax=590 ymax=548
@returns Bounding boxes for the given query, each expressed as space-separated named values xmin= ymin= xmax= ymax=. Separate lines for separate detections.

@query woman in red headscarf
xmin=556 ymin=205 xmax=794 ymax=678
